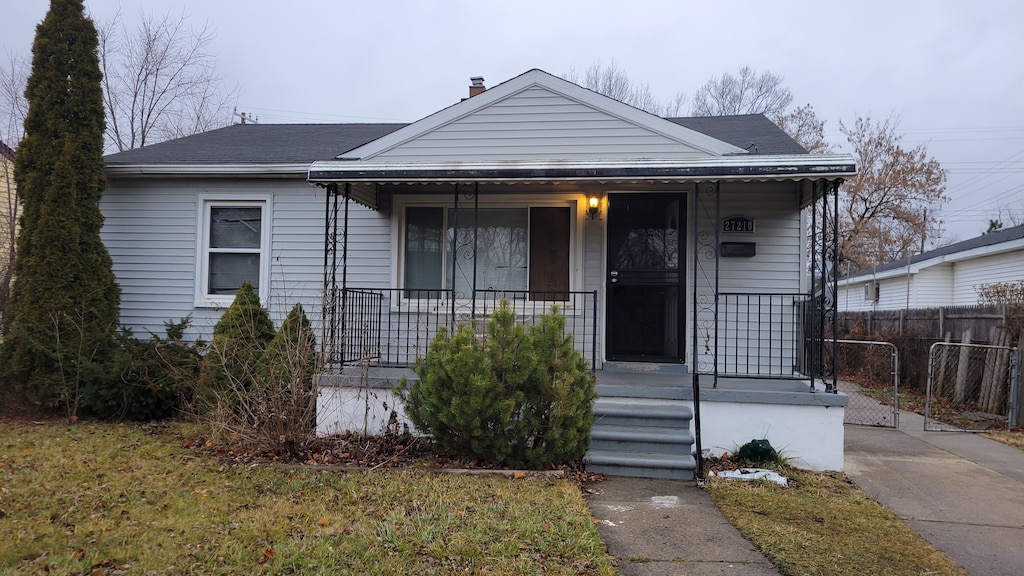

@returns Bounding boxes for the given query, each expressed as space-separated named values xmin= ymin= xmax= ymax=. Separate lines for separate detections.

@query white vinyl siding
xmin=715 ymin=184 xmax=803 ymax=294
xmin=837 ymin=245 xmax=1024 ymax=311
xmin=101 ymin=178 xmax=393 ymax=342
xmin=689 ymin=182 xmax=804 ymax=374
xmin=914 ymin=266 xmax=953 ymax=306
xmin=953 ymin=250 xmax=1024 ymax=305
xmin=876 ymin=276 xmax=911 ymax=310
xmin=375 ymin=86 xmax=715 ymax=161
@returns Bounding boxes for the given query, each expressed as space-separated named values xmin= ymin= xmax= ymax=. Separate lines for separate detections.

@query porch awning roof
xmin=309 ymin=154 xmax=855 ymax=183
xmin=308 ymin=154 xmax=856 ymax=210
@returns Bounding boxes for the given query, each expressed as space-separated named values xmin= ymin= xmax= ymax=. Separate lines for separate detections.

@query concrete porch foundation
xmin=315 ymin=366 xmax=848 ymax=472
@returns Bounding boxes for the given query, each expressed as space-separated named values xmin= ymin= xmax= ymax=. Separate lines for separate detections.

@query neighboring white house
xmin=838 ymin=224 xmax=1024 ymax=312
xmin=102 ymin=69 xmax=856 ymax=476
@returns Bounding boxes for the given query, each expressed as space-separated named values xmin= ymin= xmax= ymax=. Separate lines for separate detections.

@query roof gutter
xmin=104 ymin=163 xmax=311 ymax=178
xmin=840 ymin=236 xmax=1024 ymax=285
xmin=307 ymin=154 xmax=857 ymax=184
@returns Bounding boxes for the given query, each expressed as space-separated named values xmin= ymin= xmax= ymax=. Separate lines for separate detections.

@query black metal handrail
xmin=718 ymin=292 xmax=812 ymax=379
xmin=325 ymin=288 xmax=598 ymax=370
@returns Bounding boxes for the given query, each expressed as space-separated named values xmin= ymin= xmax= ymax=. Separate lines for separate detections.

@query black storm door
xmin=606 ymin=193 xmax=685 ymax=362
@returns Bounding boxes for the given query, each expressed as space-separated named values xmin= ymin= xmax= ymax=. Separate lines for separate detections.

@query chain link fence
xmin=831 ymin=340 xmax=900 ymax=428
xmin=925 ymin=341 xmax=1021 ymax=431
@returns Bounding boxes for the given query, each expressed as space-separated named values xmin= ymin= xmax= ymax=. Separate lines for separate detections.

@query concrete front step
xmin=587 ymin=397 xmax=695 ymax=480
xmin=593 ymin=398 xmax=693 ymax=428
xmin=586 ymin=450 xmax=697 ymax=481
xmin=602 ymin=361 xmax=689 ymax=375
xmin=590 ymin=424 xmax=694 ymax=454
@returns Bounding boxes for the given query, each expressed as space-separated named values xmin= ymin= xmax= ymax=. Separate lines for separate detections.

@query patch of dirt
xmin=0 ymin=395 xmax=64 ymax=424
xmin=178 ymin=428 xmax=606 ymax=490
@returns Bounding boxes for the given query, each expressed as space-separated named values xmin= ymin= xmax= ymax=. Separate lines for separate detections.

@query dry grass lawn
xmin=982 ymin=429 xmax=1024 ymax=451
xmin=706 ymin=466 xmax=969 ymax=576
xmin=0 ymin=420 xmax=615 ymax=575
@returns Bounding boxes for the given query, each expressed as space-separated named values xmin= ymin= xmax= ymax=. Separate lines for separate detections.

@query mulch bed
xmin=0 ymin=402 xmax=606 ymax=489
xmin=178 ymin=428 xmax=606 ymax=489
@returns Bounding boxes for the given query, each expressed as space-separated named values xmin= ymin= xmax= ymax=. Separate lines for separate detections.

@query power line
xmin=235 ymin=106 xmax=408 ymax=123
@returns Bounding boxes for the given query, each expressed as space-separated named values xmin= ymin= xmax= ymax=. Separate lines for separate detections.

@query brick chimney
xmin=469 ymin=76 xmax=486 ymax=97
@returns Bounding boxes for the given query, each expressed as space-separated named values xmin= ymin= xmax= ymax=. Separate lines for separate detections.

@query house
xmin=838 ymin=224 xmax=1024 ymax=312
xmin=1 ymin=138 xmax=16 ymax=320
xmin=102 ymin=69 xmax=855 ymax=478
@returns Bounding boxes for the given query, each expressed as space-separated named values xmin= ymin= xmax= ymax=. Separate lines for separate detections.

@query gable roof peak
xmin=336 ymin=68 xmax=749 ymax=161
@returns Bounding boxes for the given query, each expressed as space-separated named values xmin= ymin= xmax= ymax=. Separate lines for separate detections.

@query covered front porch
xmin=309 ymin=69 xmax=855 ymax=478
xmin=312 ymin=175 xmax=850 ymax=477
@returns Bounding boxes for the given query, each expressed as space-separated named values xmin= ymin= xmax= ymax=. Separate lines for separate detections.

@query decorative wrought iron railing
xmin=718 ymin=292 xmax=816 ymax=379
xmin=325 ymin=288 xmax=598 ymax=370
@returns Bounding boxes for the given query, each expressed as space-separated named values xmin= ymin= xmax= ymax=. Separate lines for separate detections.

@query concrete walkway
xmin=585 ymin=405 xmax=1024 ymax=575
xmin=586 ymin=477 xmax=781 ymax=575
xmin=845 ymin=410 xmax=1024 ymax=576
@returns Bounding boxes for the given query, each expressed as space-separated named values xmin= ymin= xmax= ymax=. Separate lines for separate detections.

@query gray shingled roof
xmin=104 ymin=114 xmax=805 ymax=165
xmin=845 ymin=223 xmax=1024 ymax=280
xmin=104 ymin=123 xmax=405 ymax=165
xmin=668 ymin=115 xmax=808 ymax=155
xmin=0 ymin=139 xmax=14 ymax=161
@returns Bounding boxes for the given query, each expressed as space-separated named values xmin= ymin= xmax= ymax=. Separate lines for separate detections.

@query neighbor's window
xmin=197 ymin=200 xmax=269 ymax=305
xmin=402 ymin=205 xmax=569 ymax=300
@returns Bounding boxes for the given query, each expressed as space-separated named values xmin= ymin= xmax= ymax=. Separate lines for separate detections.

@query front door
xmin=606 ymin=193 xmax=685 ymax=362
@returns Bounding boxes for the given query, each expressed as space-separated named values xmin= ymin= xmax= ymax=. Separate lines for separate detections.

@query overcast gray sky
xmin=3 ymin=0 xmax=1022 ymax=243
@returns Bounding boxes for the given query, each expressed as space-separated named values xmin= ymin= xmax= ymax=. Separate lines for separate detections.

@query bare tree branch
xmin=563 ymin=60 xmax=686 ymax=117
xmin=0 ymin=52 xmax=29 ymax=146
xmin=690 ymin=66 xmax=793 ymax=120
xmin=0 ymin=52 xmax=28 ymax=328
xmin=98 ymin=9 xmax=238 ymax=152
xmin=774 ymin=104 xmax=832 ymax=154
xmin=838 ymin=114 xmax=948 ymax=270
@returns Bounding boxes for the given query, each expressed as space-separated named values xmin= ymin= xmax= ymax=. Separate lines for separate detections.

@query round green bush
xmin=397 ymin=301 xmax=596 ymax=468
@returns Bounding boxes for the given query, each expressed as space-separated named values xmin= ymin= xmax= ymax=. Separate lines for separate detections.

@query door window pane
xmin=609 ymin=195 xmax=679 ymax=271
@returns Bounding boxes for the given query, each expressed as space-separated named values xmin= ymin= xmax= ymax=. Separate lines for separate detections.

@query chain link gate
xmin=925 ymin=341 xmax=1021 ymax=431
xmin=831 ymin=340 xmax=900 ymax=427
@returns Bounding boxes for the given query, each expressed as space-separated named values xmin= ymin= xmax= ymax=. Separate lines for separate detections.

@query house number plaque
xmin=721 ymin=216 xmax=755 ymax=233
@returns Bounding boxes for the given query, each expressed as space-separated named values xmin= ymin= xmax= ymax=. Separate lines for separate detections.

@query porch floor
xmin=600 ymin=370 xmax=808 ymax=391
xmin=318 ymin=364 xmax=844 ymax=407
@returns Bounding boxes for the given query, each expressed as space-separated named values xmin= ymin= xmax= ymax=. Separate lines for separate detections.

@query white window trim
xmin=195 ymin=194 xmax=273 ymax=308
xmin=392 ymin=195 xmax=582 ymax=313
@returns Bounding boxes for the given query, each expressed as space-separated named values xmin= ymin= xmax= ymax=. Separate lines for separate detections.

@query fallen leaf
xmin=318 ymin=517 xmax=329 ymax=527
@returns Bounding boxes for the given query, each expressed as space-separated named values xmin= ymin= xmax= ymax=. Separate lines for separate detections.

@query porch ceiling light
xmin=587 ymin=195 xmax=600 ymax=219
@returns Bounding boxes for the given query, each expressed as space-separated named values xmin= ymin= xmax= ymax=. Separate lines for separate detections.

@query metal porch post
xmin=340 ymin=183 xmax=351 ymax=364
xmin=822 ymin=180 xmax=840 ymax=392
xmin=322 ymin=184 xmax=339 ymax=363
xmin=451 ymin=184 xmax=458 ymax=321
xmin=471 ymin=183 xmax=479 ymax=317
xmin=691 ymin=181 xmax=721 ymax=481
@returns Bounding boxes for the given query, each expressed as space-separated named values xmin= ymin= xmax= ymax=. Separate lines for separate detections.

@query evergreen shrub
xmin=192 ymin=287 xmax=321 ymax=456
xmin=80 ymin=317 xmax=204 ymax=421
xmin=397 ymin=300 xmax=596 ymax=468
xmin=0 ymin=0 xmax=121 ymax=409
xmin=201 ymin=281 xmax=275 ymax=399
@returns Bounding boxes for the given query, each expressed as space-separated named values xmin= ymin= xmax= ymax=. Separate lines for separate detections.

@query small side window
xmin=197 ymin=199 xmax=270 ymax=306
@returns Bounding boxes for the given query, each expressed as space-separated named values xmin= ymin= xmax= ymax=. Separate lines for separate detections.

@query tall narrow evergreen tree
xmin=1 ymin=0 xmax=120 ymax=402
